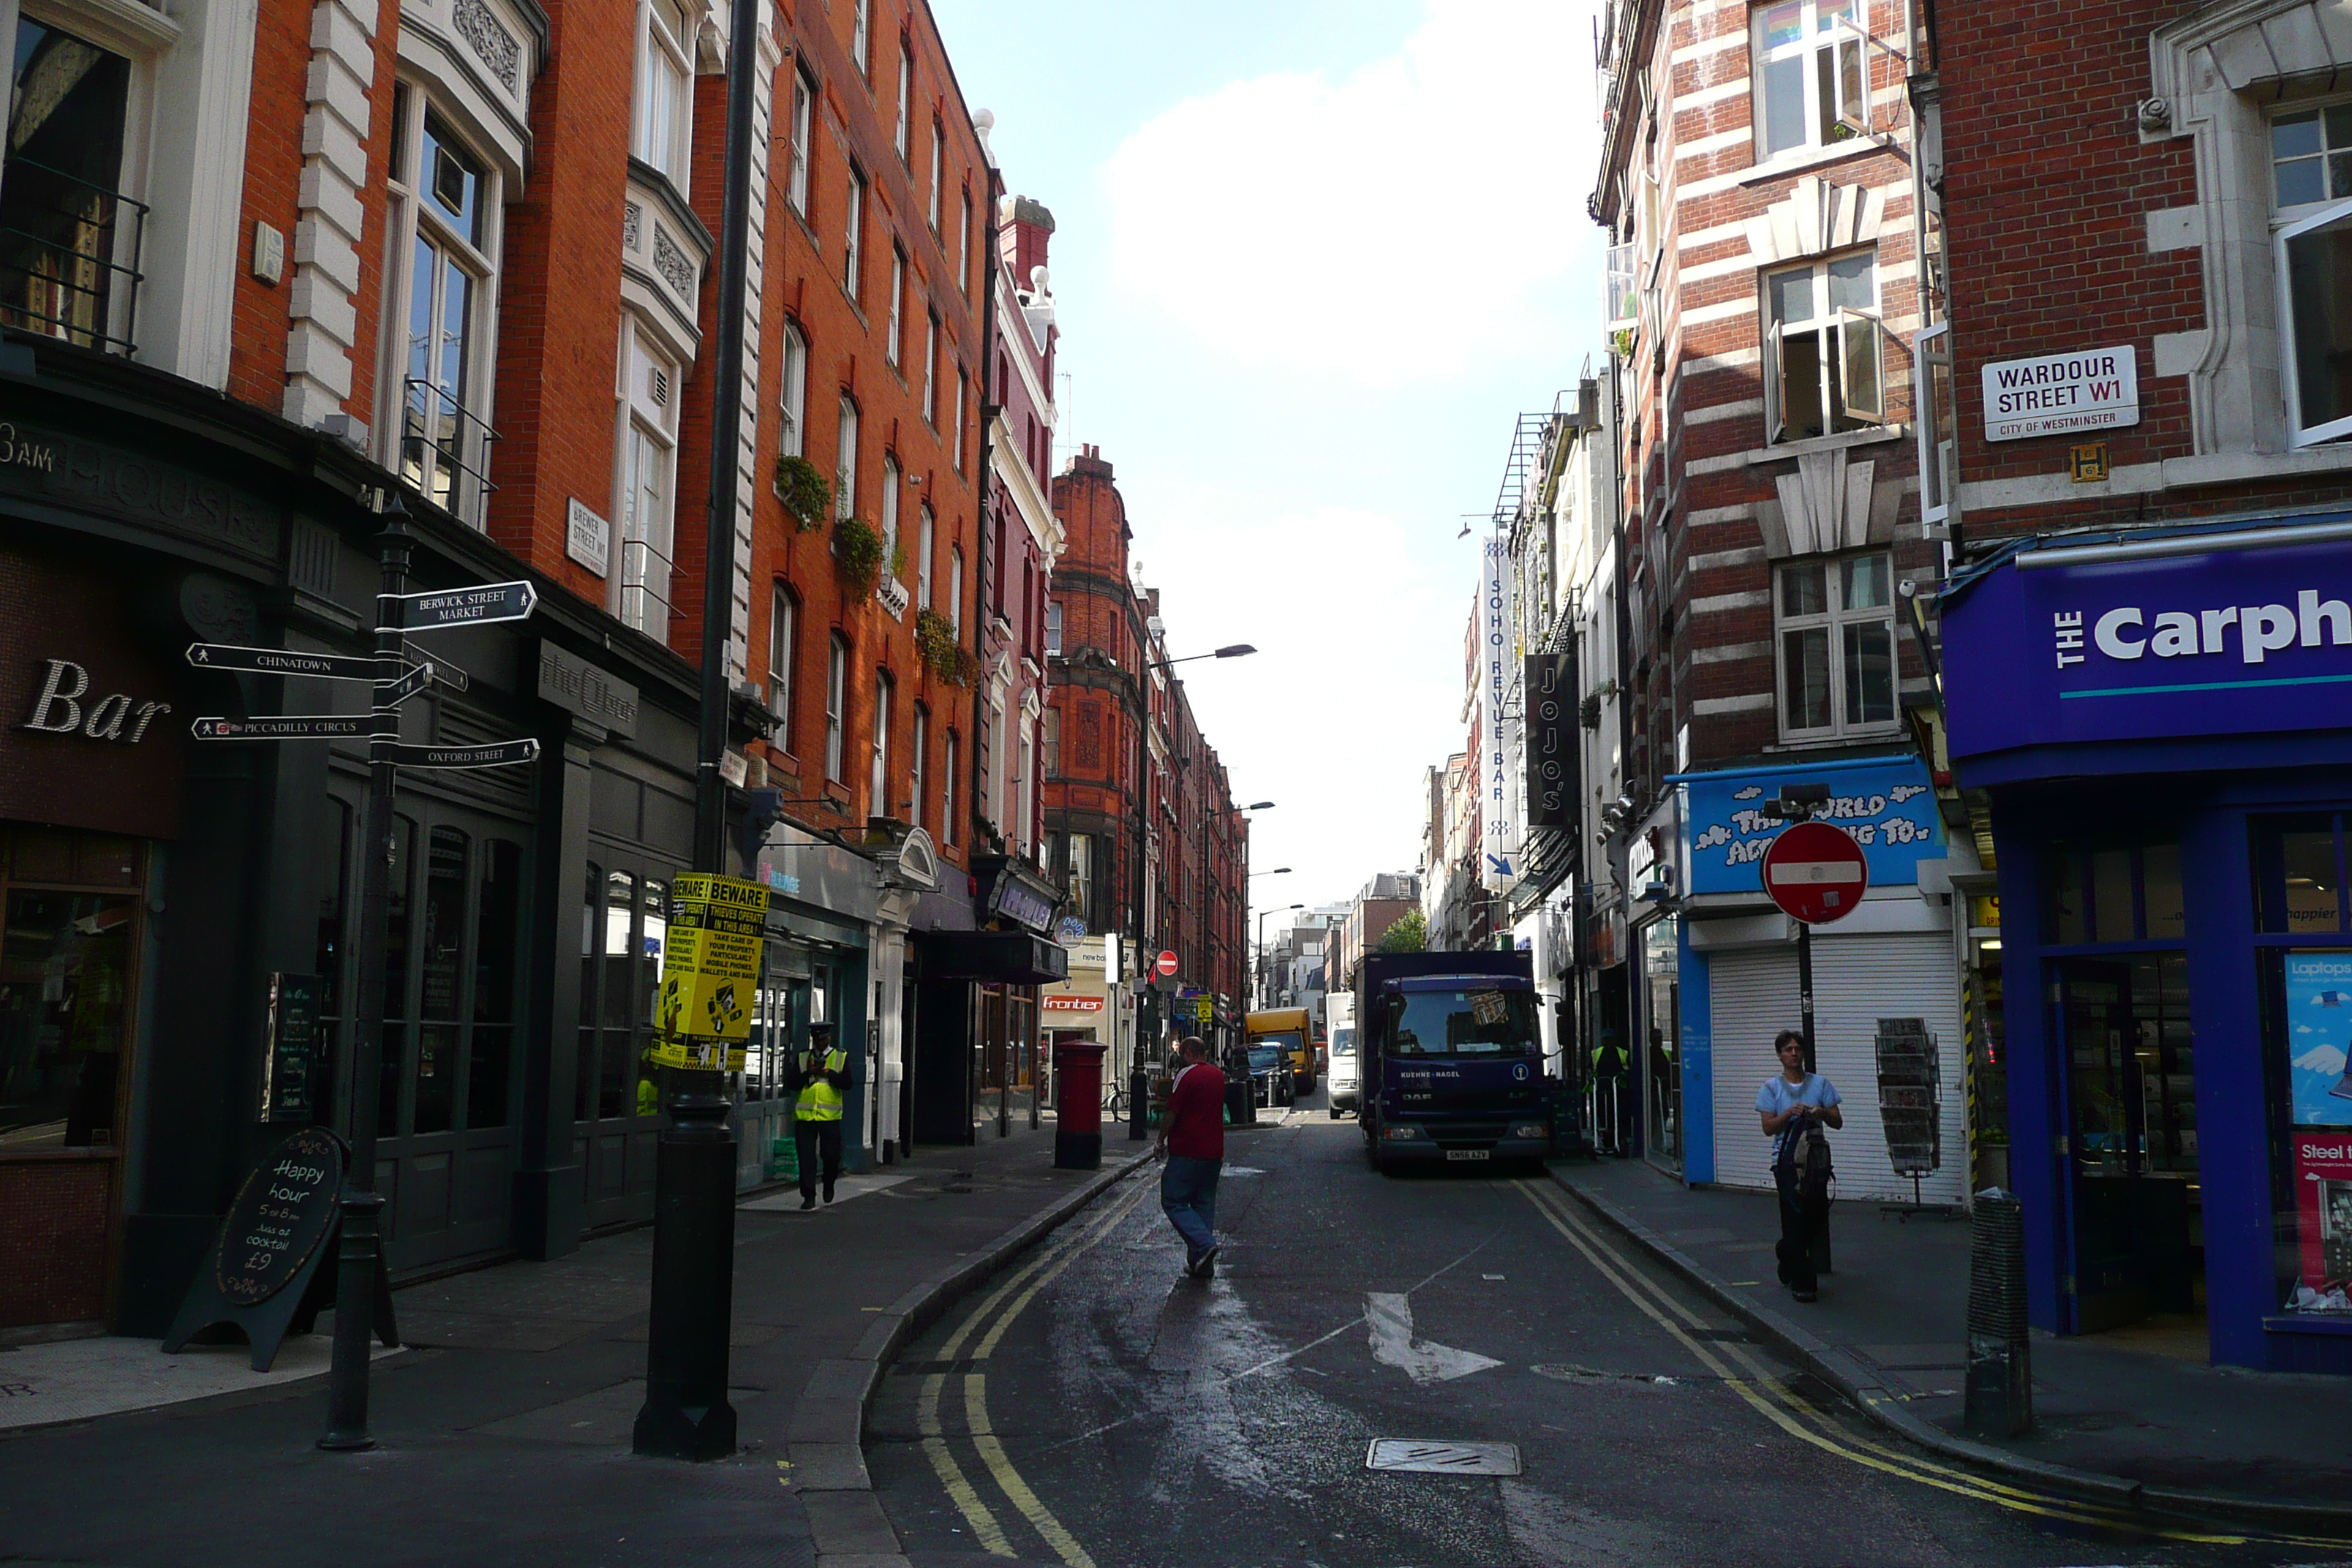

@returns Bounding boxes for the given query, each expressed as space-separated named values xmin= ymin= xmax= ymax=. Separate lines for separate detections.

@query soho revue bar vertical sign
xmin=1981 ymin=345 xmax=2139 ymax=442
xmin=1479 ymin=537 xmax=1518 ymax=888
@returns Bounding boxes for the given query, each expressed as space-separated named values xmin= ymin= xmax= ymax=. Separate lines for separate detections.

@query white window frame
xmin=2274 ymin=185 xmax=2352 ymax=448
xmin=910 ymin=703 xmax=929 ymax=833
xmin=844 ymin=167 xmax=865 ymax=301
xmin=894 ymin=42 xmax=912 ymax=161
xmin=917 ymin=503 xmax=935 ymax=608
xmin=1773 ymin=551 xmax=1899 ymax=741
xmin=921 ymin=312 xmax=938 ymax=424
xmin=1046 ymin=600 xmax=1063 ymax=655
xmin=851 ymin=0 xmax=870 ymax=74
xmin=826 ymin=633 xmax=849 ymax=781
xmin=1912 ymin=320 xmax=1956 ymax=528
xmin=886 ymin=246 xmax=905 ymax=363
xmin=616 ymin=320 xmax=679 ymax=641
xmin=881 ymin=453 xmax=900 ymax=562
xmin=958 ymin=188 xmax=973 ymax=299
xmin=769 ymin=583 xmax=798 ymax=742
xmin=871 ymin=668 xmax=893 ymax=816
xmin=1751 ymin=0 xmax=1866 ymax=162
xmin=1762 ymin=250 xmax=1888 ymax=445
xmin=943 ymin=729 xmax=960 ymax=846
xmin=952 ymin=368 xmax=968 ymax=472
xmin=779 ymin=321 xmax=807 ymax=456
xmin=382 ymin=88 xmax=502 ymax=527
xmin=836 ymin=393 xmax=859 ymax=519
xmin=928 ymin=122 xmax=944 ymax=232
xmin=788 ymin=66 xmax=814 ymax=217
xmin=633 ymin=0 xmax=694 ymax=184
xmin=949 ymin=544 xmax=964 ymax=634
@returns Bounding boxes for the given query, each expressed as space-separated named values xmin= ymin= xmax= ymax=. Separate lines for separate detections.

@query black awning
xmin=923 ymin=930 xmax=1070 ymax=984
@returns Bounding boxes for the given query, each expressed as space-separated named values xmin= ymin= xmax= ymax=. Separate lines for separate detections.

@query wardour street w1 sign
xmin=1981 ymin=344 xmax=2139 ymax=442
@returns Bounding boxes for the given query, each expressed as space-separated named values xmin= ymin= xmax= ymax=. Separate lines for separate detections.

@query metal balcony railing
xmin=401 ymin=377 xmax=501 ymax=524
xmin=619 ymin=535 xmax=674 ymax=640
xmin=0 ymin=157 xmax=146 ymax=355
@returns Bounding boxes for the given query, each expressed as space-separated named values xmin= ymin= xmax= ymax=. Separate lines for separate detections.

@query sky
xmin=930 ymin=0 xmax=1609 ymax=936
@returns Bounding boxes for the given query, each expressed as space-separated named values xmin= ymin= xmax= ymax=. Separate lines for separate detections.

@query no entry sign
xmin=1155 ymin=950 xmax=1179 ymax=977
xmin=1761 ymin=820 xmax=1868 ymax=925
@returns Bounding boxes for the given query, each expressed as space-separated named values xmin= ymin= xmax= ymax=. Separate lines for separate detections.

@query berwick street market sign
xmin=1982 ymin=345 xmax=2140 ymax=442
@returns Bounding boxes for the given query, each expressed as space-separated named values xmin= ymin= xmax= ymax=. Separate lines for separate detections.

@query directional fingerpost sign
xmin=193 ymin=715 xmax=367 ymax=741
xmin=396 ymin=580 xmax=537 ymax=632
xmin=186 ymin=644 xmax=379 ymax=682
xmin=375 ymin=739 xmax=540 ymax=770
xmin=403 ymin=641 xmax=470 ymax=692
xmin=380 ymin=661 xmax=434 ymax=706
xmin=1761 ymin=820 xmax=1869 ymax=926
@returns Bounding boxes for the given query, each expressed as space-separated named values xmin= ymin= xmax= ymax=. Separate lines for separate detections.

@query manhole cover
xmin=1365 ymin=1439 xmax=1521 ymax=1475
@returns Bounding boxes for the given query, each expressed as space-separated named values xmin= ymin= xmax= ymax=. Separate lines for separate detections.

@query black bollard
xmin=633 ymin=1076 xmax=739 ymax=1460
xmin=1962 ymin=1187 xmax=2032 ymax=1439
xmin=1128 ymin=1068 xmax=1147 ymax=1140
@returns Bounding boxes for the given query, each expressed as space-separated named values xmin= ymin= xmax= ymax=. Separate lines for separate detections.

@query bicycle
xmin=1101 ymin=1080 xmax=1131 ymax=1122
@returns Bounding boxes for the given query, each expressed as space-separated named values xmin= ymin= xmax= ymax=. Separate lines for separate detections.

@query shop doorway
xmin=2051 ymin=953 xmax=2200 ymax=1334
xmin=1639 ymin=916 xmax=1682 ymax=1175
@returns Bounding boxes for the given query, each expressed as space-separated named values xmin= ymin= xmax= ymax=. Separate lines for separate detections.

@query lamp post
xmin=1256 ymin=902 xmax=1303 ymax=1009
xmin=1147 ymin=644 xmax=1256 ymax=671
xmin=633 ymin=0 xmax=762 ymax=1464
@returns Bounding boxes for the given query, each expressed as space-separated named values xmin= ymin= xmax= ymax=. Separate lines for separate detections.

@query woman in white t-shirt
xmin=1755 ymin=1029 xmax=1842 ymax=1303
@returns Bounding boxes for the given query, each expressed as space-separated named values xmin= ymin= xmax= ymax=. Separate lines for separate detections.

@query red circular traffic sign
xmin=1761 ymin=820 xmax=1869 ymax=925
xmin=1155 ymin=949 xmax=1179 ymax=977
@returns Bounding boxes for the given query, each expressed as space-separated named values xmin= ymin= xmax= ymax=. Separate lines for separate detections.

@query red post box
xmin=1051 ymin=1039 xmax=1107 ymax=1170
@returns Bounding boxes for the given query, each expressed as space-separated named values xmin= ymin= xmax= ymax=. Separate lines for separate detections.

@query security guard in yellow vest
xmin=791 ymin=1022 xmax=851 ymax=1210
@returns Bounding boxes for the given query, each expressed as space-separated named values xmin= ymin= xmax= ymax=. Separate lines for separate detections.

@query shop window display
xmin=2259 ymin=814 xmax=2352 ymax=1316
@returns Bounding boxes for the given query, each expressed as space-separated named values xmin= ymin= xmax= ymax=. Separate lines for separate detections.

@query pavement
xmin=1553 ymin=1154 xmax=2352 ymax=1527
xmin=0 ymin=1108 xmax=1155 ymax=1568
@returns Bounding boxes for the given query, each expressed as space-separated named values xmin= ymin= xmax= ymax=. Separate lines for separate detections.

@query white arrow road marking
xmin=1365 ymin=1292 xmax=1501 ymax=1384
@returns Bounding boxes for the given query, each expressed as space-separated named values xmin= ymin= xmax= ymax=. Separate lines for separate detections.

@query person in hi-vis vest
xmin=790 ymin=1021 xmax=852 ymax=1210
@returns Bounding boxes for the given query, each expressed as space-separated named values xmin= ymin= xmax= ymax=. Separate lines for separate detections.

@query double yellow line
xmin=915 ymin=1175 xmax=1155 ymax=1565
xmin=1514 ymin=1179 xmax=2348 ymax=1550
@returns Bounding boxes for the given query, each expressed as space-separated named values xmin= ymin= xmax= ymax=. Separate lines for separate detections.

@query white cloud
xmin=1104 ymin=0 xmax=1604 ymax=387
xmin=1126 ymin=494 xmax=1468 ymax=911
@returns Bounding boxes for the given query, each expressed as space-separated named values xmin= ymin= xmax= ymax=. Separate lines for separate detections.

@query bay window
xmin=1763 ymin=250 xmax=1886 ymax=444
xmin=633 ymin=0 xmax=693 ymax=184
xmin=1753 ymin=0 xmax=1866 ymax=161
xmin=617 ymin=325 xmax=678 ymax=641
xmin=1775 ymin=552 xmax=1896 ymax=739
xmin=385 ymin=94 xmax=500 ymax=525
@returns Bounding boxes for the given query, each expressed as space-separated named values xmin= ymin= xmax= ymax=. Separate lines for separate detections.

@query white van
xmin=1326 ymin=994 xmax=1359 ymax=1117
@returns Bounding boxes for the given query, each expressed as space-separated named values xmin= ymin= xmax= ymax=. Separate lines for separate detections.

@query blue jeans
xmin=1161 ymin=1154 xmax=1221 ymax=1261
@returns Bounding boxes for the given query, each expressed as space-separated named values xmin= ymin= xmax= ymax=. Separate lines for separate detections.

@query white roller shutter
xmin=1709 ymin=947 xmax=1796 ymax=1193
xmin=1707 ymin=931 xmax=1964 ymax=1202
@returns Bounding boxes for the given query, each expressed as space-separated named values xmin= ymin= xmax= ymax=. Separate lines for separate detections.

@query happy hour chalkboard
xmin=216 ymin=1126 xmax=344 ymax=1303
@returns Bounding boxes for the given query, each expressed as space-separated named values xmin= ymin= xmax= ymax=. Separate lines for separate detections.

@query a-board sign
xmin=650 ymin=874 xmax=771 ymax=1071
xmin=192 ymin=715 xmax=367 ymax=740
xmin=216 ymin=1126 xmax=344 ymax=1305
xmin=186 ymin=644 xmax=378 ymax=681
xmin=396 ymin=580 xmax=538 ymax=630
xmin=258 ymin=973 xmax=320 ymax=1123
xmin=376 ymin=738 xmax=540 ymax=769
xmin=1761 ymin=820 xmax=1869 ymax=925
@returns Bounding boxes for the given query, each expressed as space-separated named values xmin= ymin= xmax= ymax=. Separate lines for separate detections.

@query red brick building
xmin=1042 ymin=449 xmax=1246 ymax=1060
xmin=0 ymin=0 xmax=1030 ymax=1335
xmin=1928 ymin=0 xmax=2352 ymax=1373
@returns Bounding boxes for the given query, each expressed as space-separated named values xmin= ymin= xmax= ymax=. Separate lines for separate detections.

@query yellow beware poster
xmin=649 ymin=873 xmax=771 ymax=1071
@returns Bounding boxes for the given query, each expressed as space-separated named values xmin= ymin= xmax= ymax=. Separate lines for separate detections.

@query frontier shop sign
xmin=1981 ymin=345 xmax=2138 ymax=442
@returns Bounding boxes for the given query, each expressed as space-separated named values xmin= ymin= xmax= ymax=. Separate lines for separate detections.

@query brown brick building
xmin=1042 ymin=449 xmax=1247 ymax=1063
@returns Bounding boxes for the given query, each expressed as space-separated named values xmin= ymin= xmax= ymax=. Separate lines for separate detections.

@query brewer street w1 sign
xmin=1760 ymin=820 xmax=1869 ymax=925
xmin=397 ymin=580 xmax=538 ymax=630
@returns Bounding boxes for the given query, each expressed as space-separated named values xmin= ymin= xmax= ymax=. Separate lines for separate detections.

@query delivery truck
xmin=1357 ymin=949 xmax=1550 ymax=1173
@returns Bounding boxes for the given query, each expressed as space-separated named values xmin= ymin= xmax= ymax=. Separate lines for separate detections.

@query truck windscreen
xmin=1331 ymin=1028 xmax=1355 ymax=1056
xmin=1387 ymin=987 xmax=1539 ymax=1057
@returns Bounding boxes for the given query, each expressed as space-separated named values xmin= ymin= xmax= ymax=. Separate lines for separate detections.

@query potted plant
xmin=774 ymin=455 xmax=832 ymax=531
xmin=832 ymin=516 xmax=884 ymax=598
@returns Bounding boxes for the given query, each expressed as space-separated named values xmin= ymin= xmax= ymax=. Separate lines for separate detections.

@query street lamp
xmin=1250 ymin=867 xmax=1292 ymax=878
xmin=1243 ymin=800 xmax=1274 ymax=812
xmin=1255 ymin=902 xmax=1303 ymax=1009
xmin=1147 ymin=643 xmax=1256 ymax=670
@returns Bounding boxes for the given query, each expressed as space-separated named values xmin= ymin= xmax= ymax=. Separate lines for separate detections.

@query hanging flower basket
xmin=916 ymin=608 xmax=960 ymax=680
xmin=832 ymin=516 xmax=884 ymax=598
xmin=774 ymin=455 xmax=832 ymax=531
xmin=951 ymin=645 xmax=984 ymax=687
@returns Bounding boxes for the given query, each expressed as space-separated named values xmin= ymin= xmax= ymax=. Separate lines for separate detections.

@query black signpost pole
xmin=633 ymin=0 xmax=758 ymax=1463
xmin=1796 ymin=919 xmax=1817 ymax=1076
xmin=319 ymin=502 xmax=408 ymax=1452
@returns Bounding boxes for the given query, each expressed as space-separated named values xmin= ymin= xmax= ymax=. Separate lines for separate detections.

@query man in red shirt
xmin=1156 ymin=1035 xmax=1226 ymax=1278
